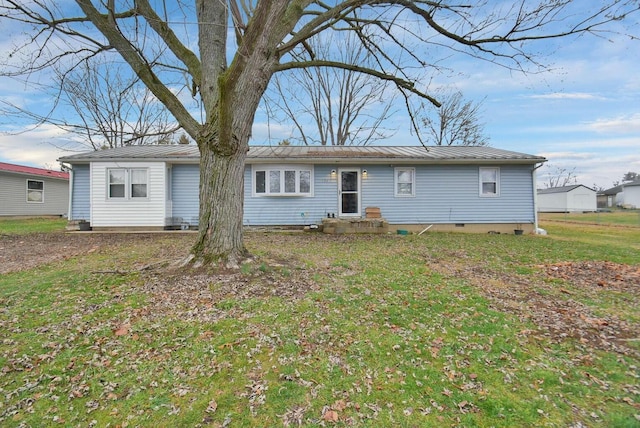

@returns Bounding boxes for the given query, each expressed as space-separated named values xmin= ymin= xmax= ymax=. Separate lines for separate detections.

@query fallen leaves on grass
xmin=140 ymin=257 xmax=321 ymax=323
xmin=431 ymin=258 xmax=639 ymax=358
xmin=280 ymin=404 xmax=308 ymax=426
xmin=540 ymin=261 xmax=640 ymax=291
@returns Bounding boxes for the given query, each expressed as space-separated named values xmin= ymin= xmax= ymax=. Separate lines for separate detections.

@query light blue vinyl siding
xmin=244 ymin=165 xmax=338 ymax=226
xmin=83 ymin=161 xmax=534 ymax=226
xmin=171 ymin=164 xmax=199 ymax=223
xmin=70 ymin=165 xmax=90 ymax=220
xmin=361 ymin=164 xmax=535 ymax=224
xmin=243 ymin=163 xmax=535 ymax=226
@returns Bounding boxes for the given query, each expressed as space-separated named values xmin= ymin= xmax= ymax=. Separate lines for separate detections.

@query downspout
xmin=532 ymin=162 xmax=545 ymax=233
xmin=64 ymin=163 xmax=73 ymax=221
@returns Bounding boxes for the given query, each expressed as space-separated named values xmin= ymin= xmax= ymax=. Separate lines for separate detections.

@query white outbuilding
xmin=616 ymin=180 xmax=640 ymax=209
xmin=537 ymin=185 xmax=597 ymax=213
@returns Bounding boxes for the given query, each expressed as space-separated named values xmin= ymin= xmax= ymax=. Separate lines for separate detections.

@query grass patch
xmin=0 ymin=216 xmax=67 ymax=234
xmin=0 ymin=222 xmax=638 ymax=426
xmin=540 ymin=210 xmax=640 ymax=227
xmin=539 ymin=221 xmax=640 ymax=259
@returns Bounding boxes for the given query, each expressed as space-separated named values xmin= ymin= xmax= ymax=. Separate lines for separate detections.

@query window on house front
xmin=108 ymin=168 xmax=148 ymax=199
xmin=395 ymin=168 xmax=415 ymax=197
xmin=26 ymin=180 xmax=44 ymax=203
xmin=254 ymin=166 xmax=313 ymax=196
xmin=479 ymin=167 xmax=499 ymax=197
xmin=108 ymin=169 xmax=126 ymax=198
xmin=130 ymin=169 xmax=148 ymax=197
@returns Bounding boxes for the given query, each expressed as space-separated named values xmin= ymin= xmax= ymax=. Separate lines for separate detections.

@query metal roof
xmin=0 ymin=161 xmax=69 ymax=180
xmin=537 ymin=185 xmax=594 ymax=194
xmin=58 ymin=144 xmax=546 ymax=164
xmin=58 ymin=145 xmax=200 ymax=163
xmin=598 ymin=180 xmax=640 ymax=195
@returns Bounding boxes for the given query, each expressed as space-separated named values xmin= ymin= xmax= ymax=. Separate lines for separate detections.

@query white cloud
xmin=251 ymin=121 xmax=295 ymax=144
xmin=540 ymin=136 xmax=640 ymax=151
xmin=0 ymin=124 xmax=84 ymax=168
xmin=537 ymin=150 xmax=640 ymax=189
xmin=586 ymin=113 xmax=640 ymax=134
xmin=539 ymin=151 xmax=596 ymax=160
xmin=529 ymin=92 xmax=602 ymax=100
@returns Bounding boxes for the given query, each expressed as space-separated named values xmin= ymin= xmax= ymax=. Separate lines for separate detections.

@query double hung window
xmin=108 ymin=168 xmax=148 ymax=199
xmin=479 ymin=167 xmax=500 ymax=197
xmin=394 ymin=168 xmax=415 ymax=197
xmin=27 ymin=180 xmax=44 ymax=203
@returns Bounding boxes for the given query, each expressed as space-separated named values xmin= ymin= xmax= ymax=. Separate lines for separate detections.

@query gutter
xmin=64 ymin=163 xmax=73 ymax=221
xmin=247 ymin=157 xmax=546 ymax=166
xmin=58 ymin=156 xmax=544 ymax=165
xmin=532 ymin=162 xmax=546 ymax=233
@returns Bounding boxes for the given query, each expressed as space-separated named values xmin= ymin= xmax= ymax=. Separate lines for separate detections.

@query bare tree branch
xmin=75 ymin=0 xmax=200 ymax=137
xmin=267 ymin=32 xmax=398 ymax=146
xmin=541 ymin=165 xmax=578 ymax=188
xmin=421 ymin=90 xmax=489 ymax=146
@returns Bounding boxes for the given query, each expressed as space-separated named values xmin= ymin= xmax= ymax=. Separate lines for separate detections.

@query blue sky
xmin=0 ymin=4 xmax=638 ymax=190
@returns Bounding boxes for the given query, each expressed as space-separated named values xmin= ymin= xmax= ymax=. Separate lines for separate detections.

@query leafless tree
xmin=622 ymin=172 xmax=639 ymax=182
xmin=64 ymin=60 xmax=180 ymax=148
xmin=266 ymin=32 xmax=396 ymax=146
xmin=541 ymin=165 xmax=578 ymax=188
xmin=55 ymin=59 xmax=181 ymax=149
xmin=1 ymin=58 xmax=180 ymax=150
xmin=421 ymin=91 xmax=489 ymax=146
xmin=1 ymin=1 xmax=638 ymax=267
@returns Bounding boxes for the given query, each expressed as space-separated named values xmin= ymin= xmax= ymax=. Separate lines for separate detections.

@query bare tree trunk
xmin=191 ymin=140 xmax=248 ymax=268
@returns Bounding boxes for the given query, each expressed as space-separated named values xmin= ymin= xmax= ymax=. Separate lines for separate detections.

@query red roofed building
xmin=0 ymin=162 xmax=69 ymax=217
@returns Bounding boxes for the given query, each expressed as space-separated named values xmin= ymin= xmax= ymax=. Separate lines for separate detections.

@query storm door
xmin=339 ymin=169 xmax=360 ymax=217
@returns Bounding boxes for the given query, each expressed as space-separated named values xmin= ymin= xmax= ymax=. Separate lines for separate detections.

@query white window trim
xmin=394 ymin=167 xmax=415 ymax=197
xmin=479 ymin=167 xmax=500 ymax=197
xmin=107 ymin=168 xmax=149 ymax=200
xmin=252 ymin=165 xmax=314 ymax=197
xmin=26 ymin=179 xmax=44 ymax=203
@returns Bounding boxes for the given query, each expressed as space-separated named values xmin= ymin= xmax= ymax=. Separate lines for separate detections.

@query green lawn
xmin=0 ymin=219 xmax=638 ymax=427
xmin=0 ymin=216 xmax=67 ymax=235
xmin=540 ymin=209 xmax=640 ymax=227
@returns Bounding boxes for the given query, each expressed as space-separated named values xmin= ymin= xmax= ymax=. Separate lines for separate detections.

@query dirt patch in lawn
xmin=140 ymin=260 xmax=322 ymax=323
xmin=0 ymin=231 xmax=189 ymax=275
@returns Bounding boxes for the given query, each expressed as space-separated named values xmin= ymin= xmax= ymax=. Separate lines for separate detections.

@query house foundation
xmin=322 ymin=218 xmax=389 ymax=234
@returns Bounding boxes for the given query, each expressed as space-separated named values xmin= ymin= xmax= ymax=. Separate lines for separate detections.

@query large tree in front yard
xmin=1 ymin=1 xmax=638 ymax=267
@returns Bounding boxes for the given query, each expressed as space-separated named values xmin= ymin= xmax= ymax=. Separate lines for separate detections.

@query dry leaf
xmin=333 ymin=400 xmax=347 ymax=411
xmin=206 ymin=399 xmax=218 ymax=413
xmin=113 ymin=324 xmax=130 ymax=336
xmin=322 ymin=409 xmax=339 ymax=422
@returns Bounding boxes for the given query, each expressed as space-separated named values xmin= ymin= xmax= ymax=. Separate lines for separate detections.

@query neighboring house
xmin=597 ymin=184 xmax=622 ymax=208
xmin=537 ymin=185 xmax=597 ymax=213
xmin=0 ymin=162 xmax=69 ymax=217
xmin=58 ymin=145 xmax=546 ymax=233
xmin=598 ymin=181 xmax=640 ymax=209
xmin=615 ymin=180 xmax=640 ymax=209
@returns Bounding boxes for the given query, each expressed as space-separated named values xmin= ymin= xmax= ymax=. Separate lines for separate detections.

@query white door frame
xmin=338 ymin=168 xmax=361 ymax=217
